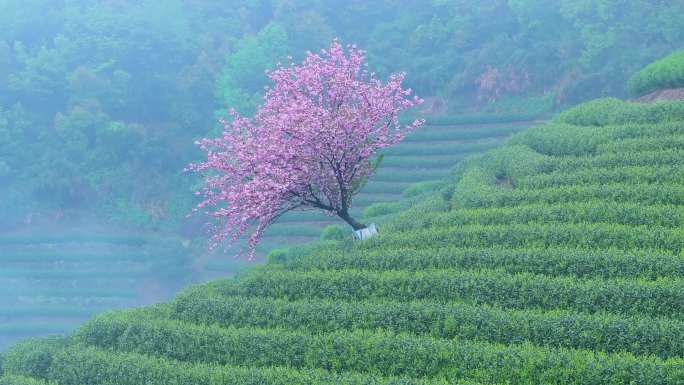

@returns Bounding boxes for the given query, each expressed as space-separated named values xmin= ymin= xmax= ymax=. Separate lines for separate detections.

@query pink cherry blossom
xmin=188 ymin=40 xmax=423 ymax=258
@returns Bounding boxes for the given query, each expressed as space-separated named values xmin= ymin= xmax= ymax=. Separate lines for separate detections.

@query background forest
xmin=1 ymin=0 xmax=683 ymax=233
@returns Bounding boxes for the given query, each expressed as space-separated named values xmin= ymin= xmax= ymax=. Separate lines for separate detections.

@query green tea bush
xmin=599 ymin=134 xmax=684 ymax=153
xmin=448 ymin=145 xmax=552 ymax=208
xmin=556 ymin=98 xmax=684 ymax=126
xmin=320 ymin=225 xmax=347 ymax=241
xmin=380 ymin=195 xmax=449 ymax=231
xmin=352 ymin=193 xmax=403 ymax=206
xmin=405 ymin=201 xmax=684 ymax=229
xmin=363 ymin=200 xmax=413 ymax=219
xmin=508 ymin=122 xmax=610 ymax=156
xmin=47 ymin=346 xmax=438 ymax=385
xmin=628 ymin=51 xmax=684 ymax=95
xmin=450 ymin=167 xmax=499 ymax=208
xmin=518 ymin=165 xmax=684 ymax=188
xmin=0 ymin=375 xmax=52 ymax=385
xmin=549 ymin=148 xmax=684 ymax=172
xmin=462 ymin=182 xmax=684 ymax=208
xmin=280 ymin=245 xmax=684 ymax=280
xmin=71 ymin=311 xmax=684 ymax=385
xmin=219 ymin=267 xmax=684 ymax=318
xmin=370 ymin=222 xmax=684 ymax=253
xmin=1 ymin=338 xmax=68 ymax=380
xmin=401 ymin=181 xmax=446 ymax=198
xmin=172 ymin=289 xmax=684 ymax=358
xmin=453 ymin=145 xmax=552 ymax=183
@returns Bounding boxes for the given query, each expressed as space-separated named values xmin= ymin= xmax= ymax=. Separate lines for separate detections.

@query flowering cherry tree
xmin=188 ymin=40 xmax=423 ymax=257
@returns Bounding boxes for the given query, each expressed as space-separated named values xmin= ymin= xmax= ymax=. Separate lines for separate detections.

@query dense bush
xmin=0 ymin=375 xmax=52 ymax=385
xmin=459 ymin=182 xmax=684 ymax=208
xmin=280 ymin=245 xmax=684 ymax=280
xmin=519 ymin=165 xmax=684 ymax=188
xmin=511 ymin=120 xmax=684 ymax=160
xmin=372 ymin=222 xmax=684 ymax=253
xmin=319 ymin=226 xmax=347 ymax=241
xmin=556 ymin=98 xmax=684 ymax=126
xmin=548 ymin=149 xmax=684 ymax=172
xmin=217 ymin=267 xmax=684 ymax=318
xmin=628 ymin=51 xmax=684 ymax=95
xmin=172 ymin=288 xmax=684 ymax=358
xmin=70 ymin=311 xmax=684 ymax=385
xmin=396 ymin=200 xmax=684 ymax=230
xmin=48 ymin=346 xmax=437 ymax=385
xmin=401 ymin=181 xmax=446 ymax=198
xmin=1 ymin=338 xmax=67 ymax=380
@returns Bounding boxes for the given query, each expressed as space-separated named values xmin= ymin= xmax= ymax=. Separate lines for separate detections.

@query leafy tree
xmin=215 ymin=23 xmax=289 ymax=116
xmin=189 ymin=41 xmax=423 ymax=257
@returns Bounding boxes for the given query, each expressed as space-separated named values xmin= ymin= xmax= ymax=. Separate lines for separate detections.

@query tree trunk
xmin=337 ymin=210 xmax=366 ymax=231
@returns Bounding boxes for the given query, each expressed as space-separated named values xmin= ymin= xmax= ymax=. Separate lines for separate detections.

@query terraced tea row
xmin=209 ymin=268 xmax=684 ymax=319
xmin=172 ymin=288 xmax=684 ymax=358
xmin=0 ymin=231 xmax=192 ymax=351
xmin=259 ymin=120 xmax=533 ymax=250
xmin=8 ymin=316 xmax=683 ymax=385
xmin=280 ymin=245 xmax=684 ymax=279
xmin=3 ymin=100 xmax=683 ymax=384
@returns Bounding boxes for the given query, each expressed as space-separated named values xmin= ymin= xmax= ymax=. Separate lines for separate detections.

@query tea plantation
xmin=0 ymin=118 xmax=533 ymax=352
xmin=0 ymin=229 xmax=202 ymax=352
xmin=206 ymin=118 xmax=534 ymax=271
xmin=2 ymin=97 xmax=684 ymax=384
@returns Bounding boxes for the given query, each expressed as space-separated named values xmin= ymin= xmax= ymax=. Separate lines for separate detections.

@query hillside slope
xmin=201 ymin=118 xmax=535 ymax=273
xmin=2 ymin=98 xmax=684 ymax=384
xmin=0 ymin=117 xmax=536 ymax=350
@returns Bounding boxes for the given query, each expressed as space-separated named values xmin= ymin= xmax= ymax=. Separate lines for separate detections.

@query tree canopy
xmin=190 ymin=41 xmax=422 ymax=256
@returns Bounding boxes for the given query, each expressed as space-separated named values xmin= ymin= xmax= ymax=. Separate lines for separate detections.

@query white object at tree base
xmin=353 ymin=223 xmax=378 ymax=240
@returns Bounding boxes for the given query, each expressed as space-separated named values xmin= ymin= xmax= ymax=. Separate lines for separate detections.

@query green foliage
xmin=2 ymin=337 xmax=67 ymax=379
xmin=281 ymin=244 xmax=684 ymax=280
xmin=362 ymin=197 xmax=423 ymax=220
xmin=215 ymin=23 xmax=289 ymax=116
xmin=44 ymin=345 xmax=440 ymax=385
xmin=556 ymin=98 xmax=684 ymax=126
xmin=65 ymin=309 xmax=684 ymax=384
xmin=2 ymin=0 xmax=684 ymax=232
xmin=628 ymin=50 xmax=684 ymax=95
xmin=221 ymin=266 xmax=684 ymax=319
xmin=400 ymin=181 xmax=446 ymax=198
xmin=319 ymin=225 xmax=347 ymax=241
xmin=172 ymin=287 xmax=684 ymax=358
xmin=7 ymin=49 xmax=684 ymax=385
xmin=0 ymin=375 xmax=51 ymax=385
